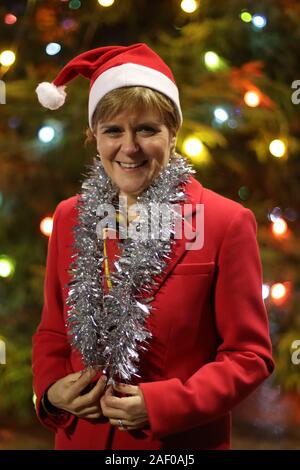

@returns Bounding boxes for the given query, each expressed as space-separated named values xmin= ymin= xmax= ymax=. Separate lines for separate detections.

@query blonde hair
xmin=85 ymin=86 xmax=181 ymax=144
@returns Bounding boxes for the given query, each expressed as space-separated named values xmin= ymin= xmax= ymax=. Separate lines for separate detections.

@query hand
xmin=100 ymin=382 xmax=149 ymax=431
xmin=47 ymin=369 xmax=107 ymax=420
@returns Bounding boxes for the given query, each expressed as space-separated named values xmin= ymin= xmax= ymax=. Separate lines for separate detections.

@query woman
xmin=33 ymin=43 xmax=274 ymax=450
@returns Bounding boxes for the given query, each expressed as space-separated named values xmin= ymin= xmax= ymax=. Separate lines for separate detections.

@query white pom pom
xmin=35 ymin=82 xmax=66 ymax=110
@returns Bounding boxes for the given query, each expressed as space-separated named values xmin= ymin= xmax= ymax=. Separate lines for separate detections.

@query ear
xmin=170 ymin=134 xmax=177 ymax=153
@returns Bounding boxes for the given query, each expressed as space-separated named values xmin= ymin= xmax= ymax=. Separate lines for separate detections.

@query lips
xmin=117 ymin=160 xmax=147 ymax=169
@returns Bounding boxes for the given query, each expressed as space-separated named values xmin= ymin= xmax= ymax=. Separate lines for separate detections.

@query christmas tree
xmin=0 ymin=0 xmax=299 ymax=431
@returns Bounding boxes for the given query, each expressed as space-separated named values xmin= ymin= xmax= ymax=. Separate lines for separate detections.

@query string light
xmin=238 ymin=186 xmax=250 ymax=201
xmin=204 ymin=51 xmax=221 ymax=71
xmin=228 ymin=119 xmax=238 ymax=129
xmin=46 ymin=42 xmax=61 ymax=55
xmin=252 ymin=14 xmax=267 ymax=28
xmin=272 ymin=218 xmax=288 ymax=237
xmin=244 ymin=90 xmax=261 ymax=107
xmin=0 ymin=255 xmax=15 ymax=278
xmin=271 ymin=283 xmax=287 ymax=301
xmin=40 ymin=217 xmax=53 ymax=237
xmin=4 ymin=14 xmax=17 ymax=25
xmin=0 ymin=50 xmax=16 ymax=67
xmin=269 ymin=139 xmax=286 ymax=158
xmin=183 ymin=136 xmax=204 ymax=157
xmin=38 ymin=126 xmax=55 ymax=143
xmin=269 ymin=207 xmax=282 ymax=222
xmin=180 ymin=0 xmax=198 ymax=13
xmin=182 ymin=136 xmax=210 ymax=164
xmin=62 ymin=18 xmax=78 ymax=30
xmin=240 ymin=11 xmax=252 ymax=23
xmin=262 ymin=284 xmax=270 ymax=300
xmin=284 ymin=208 xmax=297 ymax=222
xmin=214 ymin=107 xmax=229 ymax=123
xmin=69 ymin=0 xmax=81 ymax=9
xmin=98 ymin=0 xmax=115 ymax=6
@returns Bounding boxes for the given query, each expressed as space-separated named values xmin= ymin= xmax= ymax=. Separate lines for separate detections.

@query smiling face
xmin=95 ymin=108 xmax=176 ymax=204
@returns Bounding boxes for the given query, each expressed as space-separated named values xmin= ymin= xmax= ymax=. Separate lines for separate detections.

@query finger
xmin=101 ymin=386 xmax=127 ymax=411
xmin=81 ymin=412 xmax=103 ymax=420
xmin=113 ymin=383 xmax=139 ymax=395
xmin=110 ymin=419 xmax=147 ymax=431
xmin=73 ymin=376 xmax=107 ymax=409
xmin=76 ymin=405 xmax=101 ymax=415
xmin=102 ymin=406 xmax=127 ymax=420
xmin=68 ymin=368 xmax=97 ymax=399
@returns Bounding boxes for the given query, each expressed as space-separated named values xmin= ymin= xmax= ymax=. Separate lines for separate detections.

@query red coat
xmin=32 ymin=176 xmax=274 ymax=450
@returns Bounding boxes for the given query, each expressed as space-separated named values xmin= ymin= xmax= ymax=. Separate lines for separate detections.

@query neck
xmin=119 ymin=192 xmax=137 ymax=208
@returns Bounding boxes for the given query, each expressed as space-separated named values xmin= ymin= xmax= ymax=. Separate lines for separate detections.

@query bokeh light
xmin=262 ymin=284 xmax=270 ymax=300
xmin=0 ymin=255 xmax=15 ymax=278
xmin=40 ymin=217 xmax=53 ymax=237
xmin=0 ymin=50 xmax=16 ymax=66
xmin=271 ymin=283 xmax=287 ymax=301
xmin=204 ymin=51 xmax=221 ymax=71
xmin=69 ymin=0 xmax=81 ymax=9
xmin=240 ymin=11 xmax=252 ymax=23
xmin=183 ymin=136 xmax=204 ymax=158
xmin=180 ymin=0 xmax=198 ymax=13
xmin=244 ymin=91 xmax=261 ymax=107
xmin=272 ymin=218 xmax=288 ymax=236
xmin=46 ymin=42 xmax=61 ymax=56
xmin=98 ymin=0 xmax=115 ymax=6
xmin=38 ymin=126 xmax=55 ymax=143
xmin=269 ymin=139 xmax=286 ymax=158
xmin=252 ymin=14 xmax=267 ymax=28
xmin=214 ymin=108 xmax=229 ymax=123
xmin=4 ymin=14 xmax=17 ymax=25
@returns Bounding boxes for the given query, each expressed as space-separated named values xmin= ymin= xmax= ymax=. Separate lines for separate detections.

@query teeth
xmin=118 ymin=161 xmax=145 ymax=168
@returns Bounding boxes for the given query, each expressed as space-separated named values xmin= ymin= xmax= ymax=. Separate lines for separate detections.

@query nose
xmin=120 ymin=131 xmax=140 ymax=156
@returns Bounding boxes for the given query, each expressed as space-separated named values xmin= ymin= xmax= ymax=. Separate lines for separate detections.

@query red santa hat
xmin=36 ymin=43 xmax=182 ymax=128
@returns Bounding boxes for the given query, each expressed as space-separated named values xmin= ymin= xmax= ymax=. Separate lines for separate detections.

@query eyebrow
xmin=99 ymin=121 xmax=162 ymax=128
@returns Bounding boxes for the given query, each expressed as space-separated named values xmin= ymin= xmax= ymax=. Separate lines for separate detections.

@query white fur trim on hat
xmin=35 ymin=82 xmax=66 ymax=110
xmin=88 ymin=63 xmax=182 ymax=128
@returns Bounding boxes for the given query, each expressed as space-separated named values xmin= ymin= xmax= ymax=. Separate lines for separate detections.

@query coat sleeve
xmin=32 ymin=201 xmax=75 ymax=432
xmin=139 ymin=208 xmax=274 ymax=440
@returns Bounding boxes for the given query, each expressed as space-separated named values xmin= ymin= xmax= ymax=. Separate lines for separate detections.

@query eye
xmin=103 ymin=127 xmax=121 ymax=134
xmin=137 ymin=126 xmax=157 ymax=134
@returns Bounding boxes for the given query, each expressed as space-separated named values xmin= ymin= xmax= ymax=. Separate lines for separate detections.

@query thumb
xmin=113 ymin=382 xmax=139 ymax=396
xmin=69 ymin=368 xmax=97 ymax=396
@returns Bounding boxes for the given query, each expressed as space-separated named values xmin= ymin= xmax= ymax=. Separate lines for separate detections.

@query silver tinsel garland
xmin=65 ymin=154 xmax=194 ymax=383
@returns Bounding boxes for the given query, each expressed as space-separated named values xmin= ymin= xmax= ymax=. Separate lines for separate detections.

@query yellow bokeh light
xmin=271 ymin=283 xmax=286 ymax=300
xmin=98 ymin=0 xmax=115 ymax=6
xmin=244 ymin=91 xmax=260 ymax=107
xmin=180 ymin=0 xmax=198 ymax=14
xmin=180 ymin=0 xmax=199 ymax=13
xmin=240 ymin=11 xmax=252 ymax=23
xmin=183 ymin=137 xmax=204 ymax=157
xmin=0 ymin=256 xmax=15 ymax=278
xmin=40 ymin=217 xmax=53 ymax=237
xmin=0 ymin=50 xmax=16 ymax=67
xmin=269 ymin=139 xmax=286 ymax=158
xmin=272 ymin=218 xmax=287 ymax=236
xmin=204 ymin=51 xmax=221 ymax=71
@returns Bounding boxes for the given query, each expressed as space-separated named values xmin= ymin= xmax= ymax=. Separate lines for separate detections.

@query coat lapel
xmin=139 ymin=176 xmax=204 ymax=301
